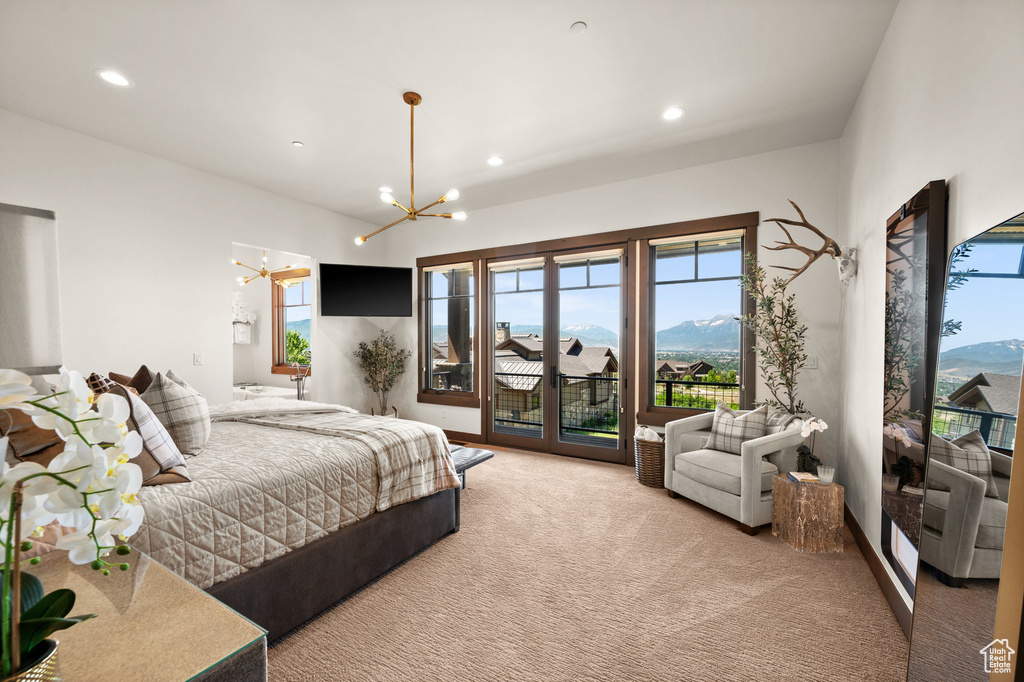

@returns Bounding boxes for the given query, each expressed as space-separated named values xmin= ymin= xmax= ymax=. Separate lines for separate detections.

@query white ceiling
xmin=0 ymin=1 xmax=897 ymax=223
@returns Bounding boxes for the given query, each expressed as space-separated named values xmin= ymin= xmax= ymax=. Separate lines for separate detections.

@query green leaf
xmin=20 ymin=614 xmax=97 ymax=653
xmin=21 ymin=589 xmax=75 ymax=621
xmin=19 ymin=573 xmax=44 ymax=615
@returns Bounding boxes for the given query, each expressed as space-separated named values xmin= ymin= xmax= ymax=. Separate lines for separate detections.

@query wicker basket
xmin=634 ymin=437 xmax=665 ymax=488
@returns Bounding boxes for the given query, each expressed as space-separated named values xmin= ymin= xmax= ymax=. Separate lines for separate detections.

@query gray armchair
xmin=919 ymin=451 xmax=1011 ymax=585
xmin=664 ymin=411 xmax=804 ymax=535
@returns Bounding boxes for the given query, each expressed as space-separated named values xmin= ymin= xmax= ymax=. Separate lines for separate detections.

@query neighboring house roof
xmin=947 ymin=372 xmax=1021 ymax=416
xmin=492 ymin=341 xmax=618 ymax=390
xmin=495 ymin=360 xmax=543 ymax=391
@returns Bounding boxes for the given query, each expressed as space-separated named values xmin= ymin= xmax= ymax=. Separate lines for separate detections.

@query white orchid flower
xmin=111 ymin=504 xmax=145 ymax=540
xmin=102 ymin=431 xmax=143 ymax=468
xmin=0 ymin=369 xmax=36 ymax=408
xmin=56 ymin=519 xmax=120 ymax=564
xmin=24 ymin=369 xmax=93 ymax=438
xmin=94 ymin=463 xmax=143 ymax=520
xmin=90 ymin=392 xmax=131 ymax=444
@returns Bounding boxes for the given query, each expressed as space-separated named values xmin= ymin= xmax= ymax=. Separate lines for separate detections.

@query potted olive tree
xmin=353 ymin=329 xmax=411 ymax=417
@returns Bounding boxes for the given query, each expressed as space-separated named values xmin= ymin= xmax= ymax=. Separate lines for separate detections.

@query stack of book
xmin=787 ymin=472 xmax=819 ymax=484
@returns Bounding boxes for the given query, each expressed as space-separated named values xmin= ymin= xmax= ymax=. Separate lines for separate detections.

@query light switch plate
xmin=193 ymin=353 xmax=204 ymax=366
xmin=805 ymin=354 xmax=817 ymax=369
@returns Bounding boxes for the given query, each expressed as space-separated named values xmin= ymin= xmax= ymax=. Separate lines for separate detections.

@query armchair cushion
xmin=706 ymin=403 xmax=768 ymax=455
xmin=922 ymin=489 xmax=1007 ymax=550
xmin=675 ymin=449 xmax=778 ymax=496
xmin=930 ymin=430 xmax=1000 ymax=499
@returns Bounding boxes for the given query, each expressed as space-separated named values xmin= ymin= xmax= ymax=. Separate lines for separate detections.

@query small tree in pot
xmin=353 ymin=329 xmax=411 ymax=416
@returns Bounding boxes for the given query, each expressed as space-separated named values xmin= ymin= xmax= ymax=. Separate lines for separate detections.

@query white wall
xmin=377 ymin=140 xmax=845 ymax=462
xmin=0 ymin=108 xmax=385 ymax=405
xmin=837 ymin=0 xmax=1024 ymax=606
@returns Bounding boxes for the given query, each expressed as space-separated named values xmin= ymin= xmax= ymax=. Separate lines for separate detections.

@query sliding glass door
xmin=485 ymin=249 xmax=627 ymax=463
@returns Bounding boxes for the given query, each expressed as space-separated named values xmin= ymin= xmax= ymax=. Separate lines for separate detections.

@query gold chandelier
xmin=354 ymin=91 xmax=466 ymax=245
xmin=232 ymin=250 xmax=296 ymax=287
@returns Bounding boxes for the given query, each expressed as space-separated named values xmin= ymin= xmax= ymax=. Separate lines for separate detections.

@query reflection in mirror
xmin=908 ymin=212 xmax=1024 ymax=681
xmin=881 ymin=181 xmax=946 ymax=602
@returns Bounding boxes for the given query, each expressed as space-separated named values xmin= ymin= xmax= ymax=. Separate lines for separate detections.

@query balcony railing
xmin=492 ymin=372 xmax=619 ymax=446
xmin=655 ymin=379 xmax=739 ymax=410
xmin=932 ymin=404 xmax=1017 ymax=452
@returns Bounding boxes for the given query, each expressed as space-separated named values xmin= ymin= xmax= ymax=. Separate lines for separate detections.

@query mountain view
xmin=939 ymin=339 xmax=1024 ymax=377
xmin=286 ymin=318 xmax=311 ymax=342
xmin=656 ymin=314 xmax=740 ymax=351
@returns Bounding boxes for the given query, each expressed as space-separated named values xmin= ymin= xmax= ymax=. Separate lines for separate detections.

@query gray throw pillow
xmin=765 ymin=408 xmax=798 ymax=435
xmin=140 ymin=372 xmax=211 ymax=456
xmin=706 ymin=402 xmax=768 ymax=455
xmin=928 ymin=430 xmax=999 ymax=499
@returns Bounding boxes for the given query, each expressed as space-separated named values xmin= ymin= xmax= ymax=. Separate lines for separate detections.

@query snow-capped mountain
xmin=656 ymin=314 xmax=740 ymax=351
xmin=939 ymin=339 xmax=1024 ymax=376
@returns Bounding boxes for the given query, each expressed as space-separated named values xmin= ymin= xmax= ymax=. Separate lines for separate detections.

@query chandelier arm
xmin=363 ymin=213 xmax=411 ymax=242
xmin=234 ymin=262 xmax=262 ymax=273
xmin=416 ymin=213 xmax=452 ymax=218
xmin=414 ymin=196 xmax=447 ymax=215
xmin=390 ymin=200 xmax=412 ymax=215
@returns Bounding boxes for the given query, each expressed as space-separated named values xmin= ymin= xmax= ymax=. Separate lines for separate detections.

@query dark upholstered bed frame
xmin=206 ymin=486 xmax=461 ymax=640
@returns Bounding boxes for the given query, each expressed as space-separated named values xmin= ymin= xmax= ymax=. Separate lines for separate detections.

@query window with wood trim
xmin=271 ymin=268 xmax=312 ymax=375
xmin=637 ymin=224 xmax=757 ymax=427
xmin=418 ymin=262 xmax=480 ymax=407
xmin=650 ymin=233 xmax=744 ymax=410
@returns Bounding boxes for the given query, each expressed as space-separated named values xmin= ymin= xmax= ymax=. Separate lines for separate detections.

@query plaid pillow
xmin=87 ymin=373 xmax=118 ymax=395
xmin=706 ymin=403 xmax=768 ymax=455
xmin=140 ymin=372 xmax=211 ymax=456
xmin=765 ymin=408 xmax=798 ymax=435
xmin=928 ymin=430 xmax=999 ymax=499
xmin=109 ymin=386 xmax=190 ymax=485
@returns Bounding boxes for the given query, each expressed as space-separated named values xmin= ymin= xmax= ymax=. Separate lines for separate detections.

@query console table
xmin=29 ymin=549 xmax=267 ymax=681
xmin=772 ymin=475 xmax=845 ymax=553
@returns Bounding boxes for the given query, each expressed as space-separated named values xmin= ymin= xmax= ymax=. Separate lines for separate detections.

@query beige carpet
xmin=908 ymin=569 xmax=1000 ymax=681
xmin=268 ymin=447 xmax=908 ymax=681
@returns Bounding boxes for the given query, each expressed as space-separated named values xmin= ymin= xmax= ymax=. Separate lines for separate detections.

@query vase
xmin=5 ymin=640 xmax=60 ymax=682
xmin=371 ymin=406 xmax=399 ymax=418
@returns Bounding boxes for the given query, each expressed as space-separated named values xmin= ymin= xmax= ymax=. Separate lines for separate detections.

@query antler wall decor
xmin=763 ymin=200 xmax=846 ymax=285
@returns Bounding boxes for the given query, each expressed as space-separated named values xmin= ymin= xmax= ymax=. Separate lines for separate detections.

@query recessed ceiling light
xmin=570 ymin=21 xmax=588 ymax=36
xmin=662 ymin=106 xmax=685 ymax=121
xmin=379 ymin=186 xmax=392 ymax=193
xmin=291 ymin=141 xmax=304 ymax=147
xmin=95 ymin=69 xmax=132 ymax=87
xmin=486 ymin=156 xmax=504 ymax=167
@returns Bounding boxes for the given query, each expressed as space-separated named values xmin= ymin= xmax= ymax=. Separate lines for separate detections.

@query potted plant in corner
xmin=353 ymin=329 xmax=411 ymax=417
xmin=0 ymin=368 xmax=146 ymax=680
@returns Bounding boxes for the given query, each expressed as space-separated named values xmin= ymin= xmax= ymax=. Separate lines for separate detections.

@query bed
xmin=129 ymin=399 xmax=462 ymax=640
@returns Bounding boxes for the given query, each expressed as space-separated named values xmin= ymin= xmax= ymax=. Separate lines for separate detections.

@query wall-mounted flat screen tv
xmin=319 ymin=264 xmax=413 ymax=317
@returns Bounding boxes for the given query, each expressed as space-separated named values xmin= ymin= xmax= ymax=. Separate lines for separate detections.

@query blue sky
xmin=942 ymin=243 xmax=1024 ymax=349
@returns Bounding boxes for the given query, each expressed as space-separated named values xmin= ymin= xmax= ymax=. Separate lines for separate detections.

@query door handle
xmin=550 ymin=365 xmax=557 ymax=389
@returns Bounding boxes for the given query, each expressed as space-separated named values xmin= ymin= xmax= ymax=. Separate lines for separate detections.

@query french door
xmin=484 ymin=247 xmax=629 ymax=463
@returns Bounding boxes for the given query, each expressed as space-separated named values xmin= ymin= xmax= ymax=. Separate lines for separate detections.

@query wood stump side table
xmin=771 ymin=475 xmax=845 ymax=553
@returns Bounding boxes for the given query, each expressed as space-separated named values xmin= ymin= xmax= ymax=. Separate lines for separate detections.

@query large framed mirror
xmin=881 ymin=180 xmax=947 ymax=602
xmin=907 ymin=210 xmax=1024 ymax=680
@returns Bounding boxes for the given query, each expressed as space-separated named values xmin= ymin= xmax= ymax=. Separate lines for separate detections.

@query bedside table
xmin=771 ymin=475 xmax=845 ymax=553
xmin=29 ymin=549 xmax=267 ymax=681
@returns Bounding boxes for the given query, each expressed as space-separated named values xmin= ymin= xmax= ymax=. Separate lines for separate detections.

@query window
xmin=419 ymin=262 xmax=479 ymax=407
xmin=271 ymin=268 xmax=312 ymax=375
xmin=649 ymin=233 xmax=745 ymax=411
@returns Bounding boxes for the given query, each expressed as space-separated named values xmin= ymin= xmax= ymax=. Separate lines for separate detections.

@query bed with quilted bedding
xmin=130 ymin=399 xmax=462 ymax=637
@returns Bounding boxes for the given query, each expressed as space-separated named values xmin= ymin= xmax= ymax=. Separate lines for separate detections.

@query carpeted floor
xmin=268 ymin=447 xmax=909 ymax=681
xmin=907 ymin=568 xmax=999 ymax=681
